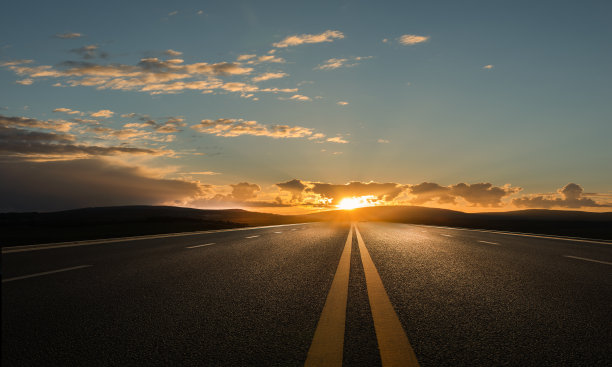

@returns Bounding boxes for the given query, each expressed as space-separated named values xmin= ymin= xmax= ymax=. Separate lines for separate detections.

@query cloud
xmin=1 ymin=114 xmax=73 ymax=132
xmin=276 ymin=179 xmax=307 ymax=201
xmin=191 ymin=118 xmax=315 ymax=139
xmin=0 ymin=158 xmax=201 ymax=212
xmin=252 ymin=72 xmax=288 ymax=82
xmin=91 ymin=109 xmax=114 ymax=118
xmin=242 ymin=54 xmax=286 ymax=65
xmin=237 ymin=54 xmax=256 ymax=61
xmin=16 ymin=78 xmax=33 ymax=85
xmin=1 ymin=114 xmax=171 ymax=159
xmin=164 ymin=49 xmax=183 ymax=56
xmin=377 ymin=139 xmax=390 ymax=143
xmin=398 ymin=34 xmax=429 ymax=45
xmin=70 ymin=45 xmax=107 ymax=59
xmin=55 ymin=33 xmax=82 ymax=39
xmin=315 ymin=56 xmax=372 ymax=70
xmin=289 ymin=94 xmax=311 ymax=101
xmin=408 ymin=182 xmax=520 ymax=207
xmin=337 ymin=101 xmax=349 ymax=106
xmin=168 ymin=10 xmax=178 ymax=16
xmin=512 ymin=183 xmax=609 ymax=208
xmin=3 ymin=57 xmax=255 ymax=95
xmin=483 ymin=64 xmax=494 ymax=70
xmin=0 ymin=60 xmax=33 ymax=67
xmin=273 ymin=30 xmax=344 ymax=48
xmin=180 ymin=171 xmax=220 ymax=175
xmin=53 ymin=107 xmax=82 ymax=115
xmin=327 ymin=136 xmax=348 ymax=143
xmin=229 ymin=182 xmax=261 ymax=201
xmin=0 ymin=125 xmax=166 ymax=159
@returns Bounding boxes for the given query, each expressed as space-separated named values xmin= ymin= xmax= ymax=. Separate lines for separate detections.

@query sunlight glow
xmin=336 ymin=195 xmax=378 ymax=210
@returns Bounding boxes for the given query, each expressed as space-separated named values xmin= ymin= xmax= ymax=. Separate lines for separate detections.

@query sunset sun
xmin=337 ymin=196 xmax=377 ymax=210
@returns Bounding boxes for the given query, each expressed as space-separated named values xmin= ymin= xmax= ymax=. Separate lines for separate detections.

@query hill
xmin=1 ymin=205 xmax=611 ymax=246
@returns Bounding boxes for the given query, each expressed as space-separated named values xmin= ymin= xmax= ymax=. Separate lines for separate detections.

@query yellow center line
xmin=355 ymin=223 xmax=420 ymax=367
xmin=305 ymin=224 xmax=353 ymax=367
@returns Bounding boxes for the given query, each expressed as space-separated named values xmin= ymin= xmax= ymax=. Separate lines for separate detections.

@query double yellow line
xmin=305 ymin=223 xmax=419 ymax=366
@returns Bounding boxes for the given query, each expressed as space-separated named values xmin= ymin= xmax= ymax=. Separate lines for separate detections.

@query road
xmin=2 ymin=221 xmax=611 ymax=366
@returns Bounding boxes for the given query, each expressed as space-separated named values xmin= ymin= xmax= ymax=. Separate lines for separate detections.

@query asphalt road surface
xmin=2 ymin=221 xmax=611 ymax=366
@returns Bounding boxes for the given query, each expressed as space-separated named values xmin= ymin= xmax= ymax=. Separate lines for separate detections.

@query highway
xmin=2 ymin=221 xmax=611 ymax=366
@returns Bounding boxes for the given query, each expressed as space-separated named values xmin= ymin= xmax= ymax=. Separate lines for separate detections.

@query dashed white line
xmin=2 ymin=265 xmax=92 ymax=283
xmin=440 ymin=234 xmax=452 ymax=237
xmin=477 ymin=240 xmax=501 ymax=246
xmin=564 ymin=255 xmax=612 ymax=266
xmin=186 ymin=243 xmax=215 ymax=249
xmin=245 ymin=235 xmax=260 ymax=239
xmin=273 ymin=231 xmax=283 ymax=234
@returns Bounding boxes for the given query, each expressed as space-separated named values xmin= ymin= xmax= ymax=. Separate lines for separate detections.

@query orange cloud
xmin=273 ymin=30 xmax=344 ymax=48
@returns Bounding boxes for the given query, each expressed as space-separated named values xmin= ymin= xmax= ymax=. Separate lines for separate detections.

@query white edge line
xmin=245 ymin=235 xmax=260 ymax=239
xmin=415 ymin=224 xmax=612 ymax=246
xmin=477 ymin=240 xmax=501 ymax=246
xmin=563 ymin=255 xmax=612 ymax=266
xmin=186 ymin=243 xmax=215 ymax=249
xmin=2 ymin=222 xmax=311 ymax=254
xmin=2 ymin=265 xmax=92 ymax=283
xmin=440 ymin=234 xmax=452 ymax=237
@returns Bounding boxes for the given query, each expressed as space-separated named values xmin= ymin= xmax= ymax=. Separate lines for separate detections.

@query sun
xmin=336 ymin=195 xmax=378 ymax=210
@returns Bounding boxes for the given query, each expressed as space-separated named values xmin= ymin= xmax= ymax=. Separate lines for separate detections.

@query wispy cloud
xmin=273 ymin=30 xmax=344 ymax=48
xmin=337 ymin=101 xmax=349 ymax=106
xmin=191 ymin=118 xmax=316 ymax=139
xmin=288 ymin=94 xmax=311 ymax=101
xmin=315 ymin=56 xmax=372 ymax=70
xmin=53 ymin=107 xmax=82 ymax=115
xmin=164 ymin=49 xmax=183 ymax=56
xmin=16 ymin=78 xmax=33 ymax=85
xmin=482 ymin=64 xmax=494 ymax=70
xmin=55 ymin=32 xmax=82 ymax=39
xmin=398 ymin=34 xmax=429 ymax=45
xmin=377 ymin=139 xmax=389 ymax=143
xmin=252 ymin=72 xmax=288 ymax=82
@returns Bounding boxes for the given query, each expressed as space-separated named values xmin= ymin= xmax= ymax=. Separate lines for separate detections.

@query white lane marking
xmin=186 ymin=243 xmax=215 ymax=249
xmin=2 ymin=222 xmax=311 ymax=254
xmin=291 ymin=229 xmax=297 ymax=231
xmin=274 ymin=231 xmax=283 ymax=234
xmin=415 ymin=225 xmax=612 ymax=246
xmin=245 ymin=235 xmax=260 ymax=239
xmin=2 ymin=265 xmax=92 ymax=283
xmin=440 ymin=234 xmax=452 ymax=237
xmin=563 ymin=255 xmax=612 ymax=266
xmin=478 ymin=240 xmax=501 ymax=246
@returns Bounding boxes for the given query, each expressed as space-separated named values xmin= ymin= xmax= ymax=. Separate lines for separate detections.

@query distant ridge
xmin=1 ymin=205 xmax=611 ymax=246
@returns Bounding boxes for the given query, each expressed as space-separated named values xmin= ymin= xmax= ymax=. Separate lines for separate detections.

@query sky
xmin=1 ymin=0 xmax=611 ymax=213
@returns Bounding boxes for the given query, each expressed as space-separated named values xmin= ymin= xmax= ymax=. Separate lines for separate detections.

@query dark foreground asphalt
xmin=2 ymin=221 xmax=611 ymax=366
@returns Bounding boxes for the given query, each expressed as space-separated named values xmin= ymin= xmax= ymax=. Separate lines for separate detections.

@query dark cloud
xmin=0 ymin=158 xmax=201 ymax=212
xmin=512 ymin=183 xmax=608 ymax=209
xmin=276 ymin=179 xmax=307 ymax=201
xmin=0 ymin=125 xmax=165 ymax=158
xmin=310 ymin=181 xmax=405 ymax=204
xmin=408 ymin=182 xmax=520 ymax=207
xmin=1 ymin=114 xmax=73 ymax=131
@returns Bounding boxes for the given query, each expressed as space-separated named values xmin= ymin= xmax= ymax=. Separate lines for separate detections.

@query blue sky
xmin=1 ymin=0 xmax=611 ymax=212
